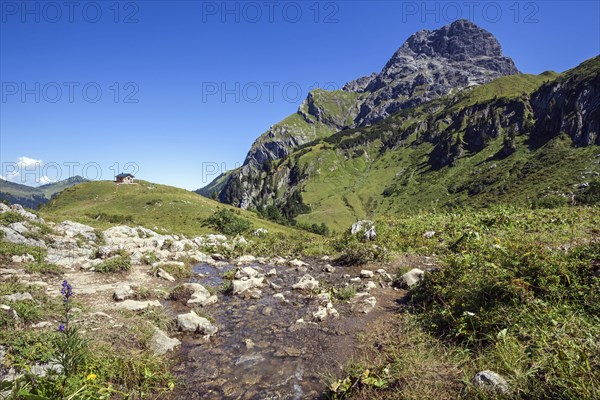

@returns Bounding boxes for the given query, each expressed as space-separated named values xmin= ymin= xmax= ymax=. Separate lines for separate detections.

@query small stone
xmin=292 ymin=275 xmax=319 ymax=291
xmin=235 ymin=266 xmax=259 ymax=279
xmin=265 ymin=268 xmax=277 ymax=277
xmin=177 ymin=310 xmax=218 ymax=335
xmin=149 ymin=327 xmax=181 ymax=356
xmin=360 ymin=270 xmax=374 ymax=278
xmin=289 ymin=259 xmax=308 ymax=268
xmin=350 ymin=292 xmax=376 ymax=314
xmin=2 ymin=293 xmax=33 ymax=302
xmin=31 ymin=321 xmax=52 ymax=329
xmin=423 ymin=231 xmax=436 ymax=239
xmin=473 ymin=370 xmax=510 ymax=394
xmin=115 ymin=300 xmax=162 ymax=311
xmin=232 ymin=277 xmax=265 ymax=295
xmin=398 ymin=268 xmax=425 ymax=288
xmin=113 ymin=283 xmax=133 ymax=301
xmin=157 ymin=268 xmax=176 ymax=282
xmin=322 ymin=264 xmax=335 ymax=273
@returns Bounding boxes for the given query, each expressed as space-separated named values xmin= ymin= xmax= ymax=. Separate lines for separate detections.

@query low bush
xmin=202 ymin=208 xmax=252 ymax=236
xmin=95 ymin=256 xmax=131 ymax=273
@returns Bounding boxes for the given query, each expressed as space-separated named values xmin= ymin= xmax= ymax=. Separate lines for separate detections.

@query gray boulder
xmin=232 ymin=277 xmax=265 ymax=295
xmin=113 ymin=283 xmax=134 ymax=301
xmin=176 ymin=310 xmax=218 ymax=335
xmin=115 ymin=300 xmax=162 ymax=311
xmin=292 ymin=275 xmax=319 ymax=291
xmin=473 ymin=370 xmax=510 ymax=394
xmin=149 ymin=327 xmax=181 ymax=356
xmin=398 ymin=268 xmax=425 ymax=288
xmin=350 ymin=292 xmax=377 ymax=314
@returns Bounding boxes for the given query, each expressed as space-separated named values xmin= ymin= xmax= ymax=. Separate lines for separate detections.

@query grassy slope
xmin=284 ymin=71 xmax=599 ymax=232
xmin=39 ymin=180 xmax=294 ymax=236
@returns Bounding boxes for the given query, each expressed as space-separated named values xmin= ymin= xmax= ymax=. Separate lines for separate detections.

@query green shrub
xmin=203 ymin=208 xmax=252 ymax=236
xmin=333 ymin=233 xmax=389 ymax=265
xmin=25 ymin=261 xmax=62 ymax=275
xmin=95 ymin=256 xmax=131 ymax=273
xmin=0 ymin=241 xmax=46 ymax=262
xmin=531 ymin=194 xmax=569 ymax=209
xmin=576 ymin=180 xmax=600 ymax=205
xmin=0 ymin=211 xmax=26 ymax=226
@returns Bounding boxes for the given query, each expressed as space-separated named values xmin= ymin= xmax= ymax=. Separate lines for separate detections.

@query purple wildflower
xmin=61 ymin=280 xmax=73 ymax=301
xmin=59 ymin=324 xmax=65 ymax=332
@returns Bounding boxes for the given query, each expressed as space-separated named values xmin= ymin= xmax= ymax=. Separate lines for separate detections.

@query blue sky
xmin=1 ymin=0 xmax=599 ymax=190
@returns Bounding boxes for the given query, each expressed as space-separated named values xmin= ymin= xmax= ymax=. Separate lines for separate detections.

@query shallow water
xmin=168 ymin=261 xmax=393 ymax=399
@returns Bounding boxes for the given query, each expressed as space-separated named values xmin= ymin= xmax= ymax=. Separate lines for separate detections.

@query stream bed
xmin=167 ymin=260 xmax=399 ymax=399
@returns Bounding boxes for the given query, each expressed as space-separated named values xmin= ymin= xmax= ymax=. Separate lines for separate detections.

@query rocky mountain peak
xmin=343 ymin=19 xmax=519 ymax=125
xmin=400 ymin=19 xmax=503 ymax=60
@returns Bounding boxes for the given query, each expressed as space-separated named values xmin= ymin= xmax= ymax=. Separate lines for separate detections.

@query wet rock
xmin=292 ymin=275 xmax=319 ymax=291
xmin=261 ymin=307 xmax=273 ymax=316
xmin=235 ymin=353 xmax=264 ymax=366
xmin=322 ymin=264 xmax=336 ymax=273
xmin=177 ymin=311 xmax=218 ymax=336
xmin=115 ymin=300 xmax=162 ymax=311
xmin=350 ymin=292 xmax=377 ymax=314
xmin=157 ymin=268 xmax=176 ymax=282
xmin=273 ymin=293 xmax=286 ymax=302
xmin=235 ymin=266 xmax=260 ymax=279
xmin=398 ymin=268 xmax=425 ymax=288
xmin=473 ymin=370 xmax=510 ymax=394
xmin=113 ymin=283 xmax=134 ymax=301
xmin=211 ymin=253 xmax=227 ymax=261
xmin=270 ymin=256 xmax=287 ymax=265
xmin=313 ymin=303 xmax=339 ymax=321
xmin=289 ymin=259 xmax=308 ymax=268
xmin=288 ymin=318 xmax=318 ymax=332
xmin=232 ymin=277 xmax=265 ymax=295
xmin=236 ymin=255 xmax=256 ymax=265
xmin=173 ymin=283 xmax=218 ymax=307
xmin=2 ymin=292 xmax=33 ymax=302
xmin=149 ymin=327 xmax=181 ymax=356
xmin=360 ymin=270 xmax=374 ymax=278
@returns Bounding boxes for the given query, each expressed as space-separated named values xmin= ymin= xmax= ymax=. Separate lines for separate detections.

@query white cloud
xmin=2 ymin=156 xmax=46 ymax=186
xmin=38 ymin=176 xmax=58 ymax=184
xmin=16 ymin=156 xmax=43 ymax=168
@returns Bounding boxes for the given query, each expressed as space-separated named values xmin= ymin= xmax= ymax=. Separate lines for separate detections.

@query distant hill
xmin=0 ymin=175 xmax=88 ymax=209
xmin=39 ymin=180 xmax=294 ymax=237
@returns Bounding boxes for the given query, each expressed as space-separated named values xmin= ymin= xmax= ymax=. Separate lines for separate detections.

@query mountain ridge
xmin=0 ymin=175 xmax=88 ymax=209
xmin=200 ymin=19 xmax=521 ymax=207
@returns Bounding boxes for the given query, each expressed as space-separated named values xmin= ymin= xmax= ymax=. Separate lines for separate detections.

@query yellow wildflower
xmin=86 ymin=373 xmax=97 ymax=381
